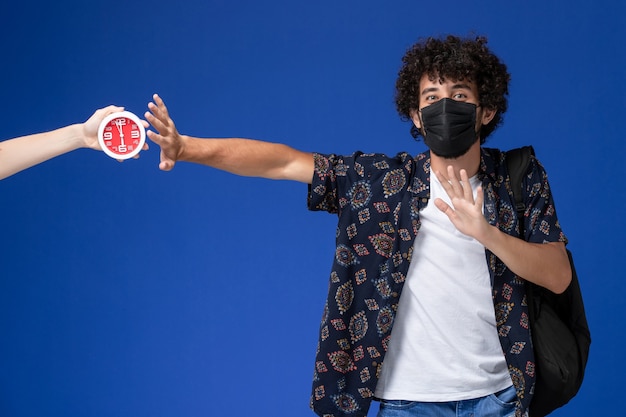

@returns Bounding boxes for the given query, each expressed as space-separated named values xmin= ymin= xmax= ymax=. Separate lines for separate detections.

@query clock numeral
xmin=115 ymin=118 xmax=127 ymax=126
xmin=131 ymin=130 xmax=140 ymax=139
xmin=103 ymin=132 xmax=113 ymax=140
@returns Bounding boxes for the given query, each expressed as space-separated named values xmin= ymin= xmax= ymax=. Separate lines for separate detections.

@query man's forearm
xmin=480 ymin=226 xmax=571 ymax=294
xmin=179 ymin=136 xmax=315 ymax=183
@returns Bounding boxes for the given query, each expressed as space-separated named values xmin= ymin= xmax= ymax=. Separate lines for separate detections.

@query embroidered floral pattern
xmin=335 ymin=281 xmax=353 ymax=315
xmin=348 ymin=181 xmax=372 ymax=210
xmin=331 ymin=393 xmax=360 ymax=413
xmin=349 ymin=311 xmax=369 ymax=343
xmin=328 ymin=351 xmax=356 ymax=374
xmin=382 ymin=169 xmax=406 ymax=198
xmin=368 ymin=234 xmax=394 ymax=258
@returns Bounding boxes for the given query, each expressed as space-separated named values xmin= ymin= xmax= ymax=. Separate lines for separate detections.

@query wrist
xmin=77 ymin=122 xmax=101 ymax=150
xmin=61 ymin=124 xmax=89 ymax=149
xmin=476 ymin=223 xmax=503 ymax=251
xmin=177 ymin=134 xmax=194 ymax=162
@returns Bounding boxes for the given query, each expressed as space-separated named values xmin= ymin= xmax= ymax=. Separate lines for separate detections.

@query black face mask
xmin=418 ymin=98 xmax=479 ymax=158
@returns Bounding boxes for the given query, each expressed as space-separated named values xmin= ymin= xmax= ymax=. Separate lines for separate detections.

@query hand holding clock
xmin=0 ymin=105 xmax=149 ymax=180
xmin=96 ymin=108 xmax=149 ymax=160
xmin=83 ymin=105 xmax=123 ymax=150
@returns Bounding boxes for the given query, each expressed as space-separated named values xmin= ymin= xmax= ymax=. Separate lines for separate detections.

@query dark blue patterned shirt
xmin=307 ymin=147 xmax=567 ymax=417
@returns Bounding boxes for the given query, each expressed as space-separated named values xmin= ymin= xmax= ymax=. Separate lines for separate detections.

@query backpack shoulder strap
xmin=505 ymin=146 xmax=535 ymax=234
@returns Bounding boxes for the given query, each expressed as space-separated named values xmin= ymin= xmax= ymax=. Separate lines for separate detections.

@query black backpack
xmin=506 ymin=146 xmax=591 ymax=417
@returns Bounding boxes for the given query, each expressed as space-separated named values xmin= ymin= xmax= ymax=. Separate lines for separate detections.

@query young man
xmin=145 ymin=35 xmax=570 ymax=417
xmin=0 ymin=106 xmax=148 ymax=180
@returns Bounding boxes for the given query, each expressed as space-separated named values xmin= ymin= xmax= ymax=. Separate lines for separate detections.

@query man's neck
xmin=429 ymin=141 xmax=482 ymax=178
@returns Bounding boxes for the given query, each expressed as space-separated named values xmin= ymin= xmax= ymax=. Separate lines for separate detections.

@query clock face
xmin=97 ymin=111 xmax=146 ymax=160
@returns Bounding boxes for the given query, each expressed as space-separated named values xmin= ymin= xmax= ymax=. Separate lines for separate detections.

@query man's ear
xmin=481 ymin=107 xmax=497 ymax=125
xmin=410 ymin=109 xmax=422 ymax=129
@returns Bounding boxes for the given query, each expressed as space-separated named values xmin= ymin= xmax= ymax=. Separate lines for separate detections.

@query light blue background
xmin=1 ymin=1 xmax=622 ymax=416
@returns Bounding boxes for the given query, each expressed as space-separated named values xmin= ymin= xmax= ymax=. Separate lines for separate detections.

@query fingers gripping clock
xmin=97 ymin=111 xmax=146 ymax=159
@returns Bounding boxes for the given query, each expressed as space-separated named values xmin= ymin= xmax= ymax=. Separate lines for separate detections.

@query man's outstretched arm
xmin=145 ymin=94 xmax=315 ymax=184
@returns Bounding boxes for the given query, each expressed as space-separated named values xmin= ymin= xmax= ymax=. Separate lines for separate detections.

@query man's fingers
xmin=152 ymin=94 xmax=170 ymax=118
xmin=146 ymin=101 xmax=167 ymax=122
xmin=437 ymin=166 xmax=461 ymax=196
xmin=146 ymin=129 xmax=165 ymax=146
xmin=458 ymin=169 xmax=474 ymax=201
xmin=434 ymin=198 xmax=454 ymax=218
xmin=145 ymin=102 xmax=175 ymax=134
xmin=475 ymin=186 xmax=484 ymax=207
xmin=159 ymin=159 xmax=174 ymax=171
xmin=435 ymin=170 xmax=451 ymax=190
xmin=145 ymin=111 xmax=167 ymax=134
xmin=147 ymin=94 xmax=178 ymax=172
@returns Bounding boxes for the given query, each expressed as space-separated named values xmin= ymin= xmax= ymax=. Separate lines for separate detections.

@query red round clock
xmin=97 ymin=111 xmax=146 ymax=159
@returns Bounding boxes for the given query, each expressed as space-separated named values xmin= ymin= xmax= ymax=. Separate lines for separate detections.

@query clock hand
xmin=115 ymin=120 xmax=127 ymax=152
xmin=115 ymin=119 xmax=124 ymax=136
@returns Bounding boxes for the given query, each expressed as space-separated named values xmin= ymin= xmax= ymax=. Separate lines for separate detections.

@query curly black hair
xmin=396 ymin=35 xmax=510 ymax=142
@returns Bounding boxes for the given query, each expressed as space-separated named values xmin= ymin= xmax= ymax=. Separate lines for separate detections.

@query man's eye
xmin=453 ymin=93 xmax=467 ymax=100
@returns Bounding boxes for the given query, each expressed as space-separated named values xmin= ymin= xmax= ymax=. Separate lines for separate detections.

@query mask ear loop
xmin=410 ymin=107 xmax=428 ymax=140
xmin=466 ymin=103 xmax=482 ymax=144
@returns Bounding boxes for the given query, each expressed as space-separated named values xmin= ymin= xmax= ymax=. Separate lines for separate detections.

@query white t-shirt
xmin=374 ymin=171 xmax=512 ymax=401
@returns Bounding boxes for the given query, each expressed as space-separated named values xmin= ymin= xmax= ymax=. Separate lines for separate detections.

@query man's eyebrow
xmin=420 ymin=83 xmax=473 ymax=96
xmin=420 ymin=87 xmax=439 ymax=96
xmin=451 ymin=83 xmax=473 ymax=90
